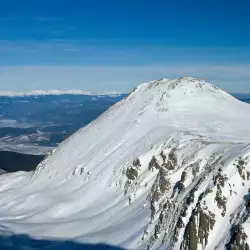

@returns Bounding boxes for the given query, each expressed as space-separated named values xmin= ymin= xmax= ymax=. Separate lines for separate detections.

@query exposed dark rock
xmin=148 ymin=156 xmax=160 ymax=171
xmin=165 ymin=150 xmax=177 ymax=171
xmin=234 ymin=157 xmax=249 ymax=181
xmin=126 ymin=167 xmax=138 ymax=181
xmin=181 ymin=204 xmax=216 ymax=250
xmin=133 ymin=158 xmax=141 ymax=168
xmin=228 ymin=225 xmax=250 ymax=250
xmin=178 ymin=171 xmax=187 ymax=193
xmin=213 ymin=171 xmax=228 ymax=216
xmin=160 ymin=151 xmax=167 ymax=162
xmin=124 ymin=158 xmax=141 ymax=194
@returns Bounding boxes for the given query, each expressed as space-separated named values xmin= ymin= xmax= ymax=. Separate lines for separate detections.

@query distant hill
xmin=232 ymin=93 xmax=250 ymax=103
xmin=0 ymin=151 xmax=44 ymax=172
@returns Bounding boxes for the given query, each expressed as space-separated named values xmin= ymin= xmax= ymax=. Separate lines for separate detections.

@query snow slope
xmin=0 ymin=77 xmax=250 ymax=250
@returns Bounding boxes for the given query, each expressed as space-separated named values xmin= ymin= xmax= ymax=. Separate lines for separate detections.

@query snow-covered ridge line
xmin=0 ymin=90 xmax=125 ymax=97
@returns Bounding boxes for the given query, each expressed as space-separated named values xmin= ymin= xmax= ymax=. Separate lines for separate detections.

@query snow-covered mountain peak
xmin=133 ymin=76 xmax=223 ymax=99
xmin=0 ymin=77 xmax=250 ymax=250
xmin=124 ymin=77 xmax=242 ymax=122
xmin=30 ymin=77 xmax=250 ymax=185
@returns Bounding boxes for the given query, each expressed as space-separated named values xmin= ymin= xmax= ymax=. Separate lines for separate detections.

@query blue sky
xmin=0 ymin=0 xmax=250 ymax=93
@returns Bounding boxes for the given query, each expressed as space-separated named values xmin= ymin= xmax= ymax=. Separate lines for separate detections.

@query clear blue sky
xmin=0 ymin=0 xmax=250 ymax=93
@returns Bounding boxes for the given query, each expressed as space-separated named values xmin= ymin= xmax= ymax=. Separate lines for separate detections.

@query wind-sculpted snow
xmin=0 ymin=77 xmax=250 ymax=250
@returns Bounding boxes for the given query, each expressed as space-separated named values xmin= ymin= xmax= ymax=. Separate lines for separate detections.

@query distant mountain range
xmin=0 ymin=90 xmax=125 ymax=97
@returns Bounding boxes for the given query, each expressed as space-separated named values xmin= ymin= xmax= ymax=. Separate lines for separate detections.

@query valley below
xmin=0 ymin=93 xmax=124 ymax=173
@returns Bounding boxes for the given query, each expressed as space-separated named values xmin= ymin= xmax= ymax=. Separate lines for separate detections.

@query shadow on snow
xmin=0 ymin=233 xmax=125 ymax=250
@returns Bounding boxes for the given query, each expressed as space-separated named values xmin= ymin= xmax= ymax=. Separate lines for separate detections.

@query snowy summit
xmin=0 ymin=77 xmax=250 ymax=250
